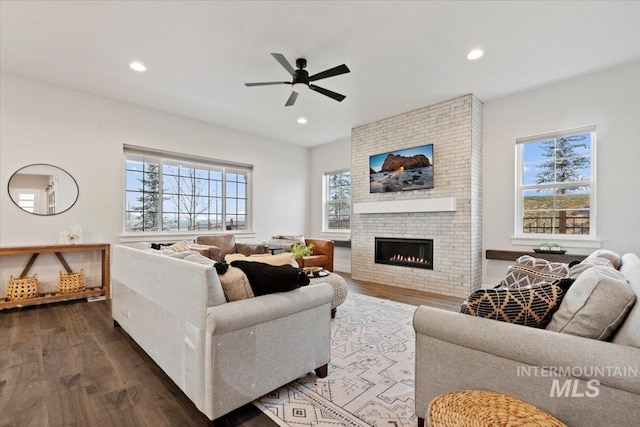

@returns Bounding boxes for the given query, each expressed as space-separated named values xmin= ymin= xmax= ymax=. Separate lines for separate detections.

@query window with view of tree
xmin=324 ymin=170 xmax=351 ymax=231
xmin=124 ymin=149 xmax=251 ymax=232
xmin=516 ymin=126 xmax=595 ymax=237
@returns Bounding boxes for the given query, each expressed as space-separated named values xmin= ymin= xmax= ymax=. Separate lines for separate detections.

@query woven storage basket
xmin=6 ymin=274 xmax=40 ymax=301
xmin=58 ymin=269 xmax=86 ymax=294
xmin=427 ymin=390 xmax=566 ymax=427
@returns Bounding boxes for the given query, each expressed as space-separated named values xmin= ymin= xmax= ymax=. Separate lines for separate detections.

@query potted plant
xmin=538 ymin=242 xmax=563 ymax=252
xmin=291 ymin=242 xmax=314 ymax=267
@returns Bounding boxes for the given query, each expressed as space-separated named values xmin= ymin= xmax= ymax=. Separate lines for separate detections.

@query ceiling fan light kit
xmin=245 ymin=53 xmax=350 ymax=106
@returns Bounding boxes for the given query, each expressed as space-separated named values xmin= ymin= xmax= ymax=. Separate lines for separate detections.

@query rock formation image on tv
xmin=369 ymin=144 xmax=434 ymax=193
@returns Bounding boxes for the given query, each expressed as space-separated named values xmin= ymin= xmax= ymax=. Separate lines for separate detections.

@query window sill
xmin=119 ymin=231 xmax=256 ymax=244
xmin=510 ymin=236 xmax=601 ymax=250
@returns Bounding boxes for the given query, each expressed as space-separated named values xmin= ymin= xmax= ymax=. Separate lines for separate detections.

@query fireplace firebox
xmin=375 ymin=237 xmax=433 ymax=269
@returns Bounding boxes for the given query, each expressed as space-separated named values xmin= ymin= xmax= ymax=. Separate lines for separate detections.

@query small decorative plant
xmin=291 ymin=243 xmax=314 ymax=258
xmin=539 ymin=242 xmax=562 ymax=251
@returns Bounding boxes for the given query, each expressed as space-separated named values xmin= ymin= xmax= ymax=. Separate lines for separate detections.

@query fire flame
xmin=390 ymin=254 xmax=428 ymax=264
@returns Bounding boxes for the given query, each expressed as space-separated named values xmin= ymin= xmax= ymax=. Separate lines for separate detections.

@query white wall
xmin=308 ymin=138 xmax=351 ymax=272
xmin=0 ymin=74 xmax=309 ymax=288
xmin=483 ymin=61 xmax=640 ymax=284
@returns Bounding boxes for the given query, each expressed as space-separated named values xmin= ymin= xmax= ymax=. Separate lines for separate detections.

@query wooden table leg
xmin=19 ymin=253 xmax=39 ymax=278
xmin=103 ymin=248 xmax=110 ymax=299
xmin=55 ymin=252 xmax=73 ymax=273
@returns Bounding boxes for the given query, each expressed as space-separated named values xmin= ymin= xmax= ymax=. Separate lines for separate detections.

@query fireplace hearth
xmin=375 ymin=237 xmax=433 ymax=269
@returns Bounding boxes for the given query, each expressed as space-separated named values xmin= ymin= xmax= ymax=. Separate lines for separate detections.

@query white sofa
xmin=414 ymin=253 xmax=640 ymax=427
xmin=111 ymin=245 xmax=334 ymax=422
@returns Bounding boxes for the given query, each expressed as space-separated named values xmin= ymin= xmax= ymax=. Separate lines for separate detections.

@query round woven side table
xmin=426 ymin=390 xmax=566 ymax=427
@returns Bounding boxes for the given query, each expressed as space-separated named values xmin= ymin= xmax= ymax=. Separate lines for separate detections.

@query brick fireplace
xmin=351 ymin=94 xmax=483 ymax=298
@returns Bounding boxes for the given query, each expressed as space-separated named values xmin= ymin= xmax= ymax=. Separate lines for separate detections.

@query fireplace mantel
xmin=353 ymin=197 xmax=456 ymax=214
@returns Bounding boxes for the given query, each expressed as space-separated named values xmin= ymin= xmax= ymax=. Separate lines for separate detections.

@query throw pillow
xmin=461 ymin=281 xmax=569 ymax=328
xmin=225 ymin=253 xmax=247 ymax=263
xmin=230 ymin=260 xmax=309 ymax=296
xmin=166 ymin=240 xmax=191 ymax=252
xmin=586 ymin=249 xmax=622 ymax=269
xmin=217 ymin=266 xmax=254 ymax=302
xmin=498 ymin=255 xmax=569 ymax=289
xmin=546 ymin=266 xmax=636 ymax=340
xmin=162 ymin=250 xmax=199 ymax=259
xmin=225 ymin=252 xmax=297 ymax=267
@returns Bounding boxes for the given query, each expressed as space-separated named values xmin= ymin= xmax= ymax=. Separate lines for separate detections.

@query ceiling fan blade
xmin=308 ymin=64 xmax=350 ymax=82
xmin=309 ymin=84 xmax=346 ymax=102
xmin=285 ymin=91 xmax=298 ymax=107
xmin=271 ymin=53 xmax=296 ymax=76
xmin=245 ymin=81 xmax=289 ymax=87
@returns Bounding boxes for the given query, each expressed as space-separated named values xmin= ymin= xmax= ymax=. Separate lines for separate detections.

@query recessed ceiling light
xmin=297 ymin=117 xmax=308 ymax=124
xmin=467 ymin=49 xmax=484 ymax=60
xmin=130 ymin=62 xmax=146 ymax=72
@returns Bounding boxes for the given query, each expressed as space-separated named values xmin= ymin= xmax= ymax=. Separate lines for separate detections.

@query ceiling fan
xmin=245 ymin=53 xmax=350 ymax=106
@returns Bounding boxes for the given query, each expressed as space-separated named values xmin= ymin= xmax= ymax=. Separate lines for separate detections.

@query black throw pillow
xmin=460 ymin=278 xmax=575 ymax=329
xmin=213 ymin=261 xmax=229 ymax=275
xmin=230 ymin=261 xmax=310 ymax=296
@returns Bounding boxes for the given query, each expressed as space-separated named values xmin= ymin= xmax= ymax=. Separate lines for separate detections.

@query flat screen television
xmin=369 ymin=144 xmax=434 ymax=193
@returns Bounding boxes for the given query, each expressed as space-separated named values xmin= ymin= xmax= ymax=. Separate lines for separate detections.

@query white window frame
xmin=514 ymin=125 xmax=597 ymax=245
xmin=322 ymin=169 xmax=351 ymax=233
xmin=122 ymin=145 xmax=253 ymax=236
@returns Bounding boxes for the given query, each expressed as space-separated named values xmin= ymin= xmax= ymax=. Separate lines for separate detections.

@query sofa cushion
xmin=498 ymin=255 xmax=569 ymax=289
xmin=587 ymin=249 xmax=622 ymax=269
xmin=612 ymin=253 xmax=640 ymax=347
xmin=217 ymin=266 xmax=254 ymax=302
xmin=230 ymin=260 xmax=309 ymax=296
xmin=272 ymin=234 xmax=306 ymax=244
xmin=546 ymin=266 xmax=636 ymax=340
xmin=460 ymin=281 xmax=570 ymax=328
xmin=300 ymin=255 xmax=329 ymax=268
xmin=224 ymin=252 xmax=297 ymax=267
xmin=568 ymin=256 xmax=614 ymax=278
xmin=184 ymin=253 xmax=215 ymax=266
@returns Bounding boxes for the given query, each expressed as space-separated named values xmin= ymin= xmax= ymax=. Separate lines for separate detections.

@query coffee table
xmin=308 ymin=271 xmax=348 ymax=318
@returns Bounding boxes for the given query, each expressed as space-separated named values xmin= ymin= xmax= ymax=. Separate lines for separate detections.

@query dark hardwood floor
xmin=0 ymin=273 xmax=463 ymax=427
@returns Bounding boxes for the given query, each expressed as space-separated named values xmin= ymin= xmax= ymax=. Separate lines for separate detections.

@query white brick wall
xmin=351 ymin=94 xmax=482 ymax=298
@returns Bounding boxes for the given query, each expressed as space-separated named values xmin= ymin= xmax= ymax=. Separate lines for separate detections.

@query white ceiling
xmin=2 ymin=1 xmax=640 ymax=147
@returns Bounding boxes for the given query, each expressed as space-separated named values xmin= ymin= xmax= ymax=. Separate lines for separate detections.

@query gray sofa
xmin=111 ymin=245 xmax=334 ymax=422
xmin=414 ymin=252 xmax=640 ymax=427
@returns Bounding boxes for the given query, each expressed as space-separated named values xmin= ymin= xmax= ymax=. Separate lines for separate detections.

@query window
xmin=124 ymin=147 xmax=251 ymax=233
xmin=515 ymin=126 xmax=595 ymax=238
xmin=15 ymin=191 xmax=37 ymax=213
xmin=323 ymin=170 xmax=351 ymax=232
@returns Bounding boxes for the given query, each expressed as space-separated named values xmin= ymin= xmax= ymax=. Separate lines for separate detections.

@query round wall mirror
xmin=8 ymin=164 xmax=79 ymax=215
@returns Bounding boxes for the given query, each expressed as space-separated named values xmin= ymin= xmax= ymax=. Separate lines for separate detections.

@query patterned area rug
xmin=254 ymin=293 xmax=418 ymax=427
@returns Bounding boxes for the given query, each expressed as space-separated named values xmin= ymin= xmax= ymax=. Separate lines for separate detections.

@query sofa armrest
xmin=188 ymin=243 xmax=212 ymax=258
xmin=414 ymin=306 xmax=640 ymax=394
xmin=305 ymin=238 xmax=334 ymax=271
xmin=190 ymin=244 xmax=222 ymax=261
xmin=206 ymin=283 xmax=333 ymax=335
xmin=236 ymin=242 xmax=267 ymax=257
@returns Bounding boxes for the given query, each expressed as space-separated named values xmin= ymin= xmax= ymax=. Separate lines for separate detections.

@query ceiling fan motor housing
xmin=294 ymin=69 xmax=309 ymax=85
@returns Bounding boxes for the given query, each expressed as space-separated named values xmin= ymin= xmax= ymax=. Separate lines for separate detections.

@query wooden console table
xmin=0 ymin=243 xmax=110 ymax=309
xmin=486 ymin=249 xmax=586 ymax=263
